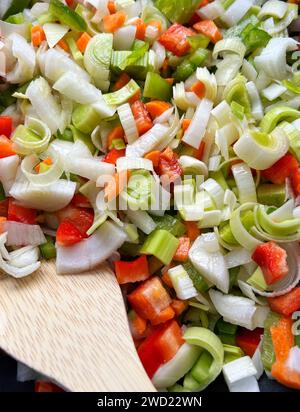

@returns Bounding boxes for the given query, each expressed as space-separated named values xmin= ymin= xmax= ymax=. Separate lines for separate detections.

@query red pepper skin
xmin=56 ymin=220 xmax=84 ymax=246
xmin=268 ymin=287 xmax=300 ymax=316
xmin=236 ymin=328 xmax=264 ymax=357
xmin=103 ymin=148 xmax=126 ymax=165
xmin=291 ymin=168 xmax=300 ymax=196
xmin=35 ymin=381 xmax=64 ymax=392
xmin=261 ymin=154 xmax=299 ymax=185
xmin=131 ymin=101 xmax=153 ymax=136
xmin=159 ymin=23 xmax=194 ymax=57
xmin=0 ymin=199 xmax=8 ymax=218
xmin=7 ymin=199 xmax=37 ymax=224
xmin=252 ymin=241 xmax=289 ymax=286
xmin=173 ymin=237 xmax=190 ymax=262
xmin=0 ymin=116 xmax=13 ymax=138
xmin=56 ymin=205 xmax=94 ymax=236
xmin=157 ymin=147 xmax=182 ymax=184
xmin=71 ymin=193 xmax=91 ymax=208
xmin=115 ymin=255 xmax=150 ymax=284
xmin=137 ymin=319 xmax=184 ymax=378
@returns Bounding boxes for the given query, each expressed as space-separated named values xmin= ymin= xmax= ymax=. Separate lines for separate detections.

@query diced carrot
xmin=173 ymin=237 xmax=191 ymax=262
xmin=182 ymin=119 xmax=192 ymax=132
xmin=128 ymin=309 xmax=148 ymax=340
xmin=57 ymin=39 xmax=69 ymax=52
xmin=193 ymin=20 xmax=222 ymax=44
xmin=131 ymin=101 xmax=153 ymax=136
xmin=107 ymin=0 xmax=117 ymax=14
xmin=164 ymin=78 xmax=174 ymax=85
xmin=144 ymin=151 xmax=161 ymax=168
xmin=112 ymin=72 xmax=131 ymax=92
xmin=0 ymin=135 xmax=16 ymax=158
xmin=128 ymin=89 xmax=141 ymax=104
xmin=107 ymin=125 xmax=125 ymax=149
xmin=0 ymin=217 xmax=7 ymax=233
xmin=103 ymin=11 xmax=126 ymax=33
xmin=193 ymin=141 xmax=205 ymax=160
xmin=185 ymin=221 xmax=200 ymax=241
xmin=171 ymin=299 xmax=188 ymax=316
xmin=145 ymin=101 xmax=172 ymax=119
xmin=76 ymin=32 xmax=91 ymax=53
xmin=132 ymin=18 xmax=146 ymax=40
xmin=31 ymin=26 xmax=46 ymax=47
xmin=190 ymin=80 xmax=206 ymax=98
xmin=161 ymin=271 xmax=173 ymax=289
xmin=104 ymin=170 xmax=129 ymax=202
xmin=151 ymin=306 xmax=175 ymax=326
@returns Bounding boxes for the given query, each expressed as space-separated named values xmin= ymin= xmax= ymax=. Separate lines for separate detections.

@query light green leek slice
xmin=104 ymin=80 xmax=140 ymax=106
xmin=12 ymin=117 xmax=51 ymax=155
xmin=49 ymin=0 xmax=87 ymax=32
xmin=84 ymin=33 xmax=113 ymax=89
xmin=223 ymin=75 xmax=251 ymax=117
xmin=257 ymin=184 xmax=286 ymax=207
xmin=72 ymin=104 xmax=101 ymax=135
xmin=260 ymin=106 xmax=300 ymax=133
xmin=278 ymin=121 xmax=300 ymax=162
xmin=247 ymin=266 xmax=267 ymax=292
xmin=255 ymin=205 xmax=300 ymax=236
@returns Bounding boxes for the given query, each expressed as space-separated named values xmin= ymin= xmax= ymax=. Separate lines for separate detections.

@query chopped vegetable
xmin=261 ymin=154 xmax=299 ymax=185
xmin=0 ymin=116 xmax=13 ymax=138
xmin=115 ymin=255 xmax=150 ymax=284
xmin=131 ymin=101 xmax=153 ymax=136
xmin=268 ymin=287 xmax=300 ymax=317
xmin=159 ymin=23 xmax=194 ymax=57
xmin=236 ymin=328 xmax=263 ymax=357
xmin=193 ymin=20 xmax=222 ymax=44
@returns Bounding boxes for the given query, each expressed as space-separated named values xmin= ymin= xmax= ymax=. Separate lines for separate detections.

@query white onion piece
xmin=197 ymin=0 xmax=224 ymax=20
xmin=224 ymin=248 xmax=252 ymax=269
xmin=9 ymin=246 xmax=39 ymax=268
xmin=232 ymin=163 xmax=257 ymax=204
xmin=252 ymin=341 xmax=264 ymax=380
xmin=6 ymin=33 xmax=36 ymax=84
xmin=152 ymin=41 xmax=166 ymax=70
xmin=43 ymin=23 xmax=69 ymax=48
xmin=56 ymin=221 xmax=126 ymax=274
xmin=238 ymin=280 xmax=267 ymax=306
xmin=116 ymin=157 xmax=153 ymax=172
xmin=154 ymin=107 xmax=174 ymax=125
xmin=117 ymin=103 xmax=139 ymax=144
xmin=221 ymin=0 xmax=255 ymax=27
xmin=126 ymin=124 xmax=169 ymax=158
xmin=4 ymin=221 xmax=46 ymax=247
xmin=113 ymin=26 xmax=136 ymax=50
xmin=125 ymin=209 xmax=156 ymax=235
xmin=0 ymin=154 xmax=20 ymax=195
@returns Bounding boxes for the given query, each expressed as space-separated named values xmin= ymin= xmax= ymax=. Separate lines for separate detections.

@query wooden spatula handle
xmin=0 ymin=261 xmax=155 ymax=392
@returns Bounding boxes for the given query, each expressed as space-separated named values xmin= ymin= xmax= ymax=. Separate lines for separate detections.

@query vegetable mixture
xmin=1 ymin=0 xmax=300 ymax=393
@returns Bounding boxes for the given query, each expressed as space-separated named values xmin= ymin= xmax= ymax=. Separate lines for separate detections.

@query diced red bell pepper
xmin=0 ymin=135 xmax=16 ymax=158
xmin=159 ymin=23 xmax=194 ymax=57
xmin=127 ymin=276 xmax=174 ymax=325
xmin=0 ymin=199 xmax=8 ymax=218
xmin=35 ymin=381 xmax=64 ymax=392
xmin=71 ymin=193 xmax=91 ymax=208
xmin=261 ymin=154 xmax=299 ymax=185
xmin=268 ymin=287 xmax=300 ymax=317
xmin=137 ymin=319 xmax=184 ymax=378
xmin=103 ymin=148 xmax=126 ymax=165
xmin=56 ymin=220 xmax=85 ymax=246
xmin=157 ymin=147 xmax=182 ymax=184
xmin=252 ymin=241 xmax=289 ymax=286
xmin=291 ymin=168 xmax=300 ymax=196
xmin=56 ymin=205 xmax=94 ymax=236
xmin=128 ymin=309 xmax=148 ymax=340
xmin=115 ymin=255 xmax=150 ymax=284
xmin=173 ymin=237 xmax=190 ymax=262
xmin=131 ymin=101 xmax=153 ymax=136
xmin=236 ymin=327 xmax=264 ymax=357
xmin=7 ymin=199 xmax=37 ymax=224
xmin=0 ymin=116 xmax=13 ymax=138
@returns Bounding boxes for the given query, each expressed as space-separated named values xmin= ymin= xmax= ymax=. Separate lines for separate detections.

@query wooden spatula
xmin=0 ymin=260 xmax=156 ymax=392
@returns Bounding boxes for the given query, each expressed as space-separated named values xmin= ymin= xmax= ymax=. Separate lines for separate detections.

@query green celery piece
xmin=174 ymin=60 xmax=195 ymax=82
xmin=56 ymin=128 xmax=74 ymax=143
xmin=257 ymin=184 xmax=286 ymax=207
xmin=282 ymin=80 xmax=300 ymax=95
xmin=183 ymin=261 xmax=210 ymax=293
xmin=260 ymin=106 xmax=300 ymax=134
xmin=152 ymin=214 xmax=186 ymax=237
xmin=209 ymin=170 xmax=229 ymax=191
xmin=222 ymin=0 xmax=235 ymax=9
xmin=241 ymin=26 xmax=271 ymax=53
xmin=70 ymin=125 xmax=96 ymax=154
xmin=183 ymin=372 xmax=203 ymax=391
xmin=168 ymin=384 xmax=191 ymax=392
xmin=224 ymin=353 xmax=241 ymax=364
xmin=247 ymin=266 xmax=268 ymax=291
xmin=216 ymin=319 xmax=237 ymax=336
xmin=191 ymin=350 xmax=213 ymax=384
xmin=219 ymin=210 xmax=255 ymax=246
xmin=119 ymin=42 xmax=149 ymax=71
xmin=49 ymin=0 xmax=87 ymax=32
xmin=104 ymin=79 xmax=140 ymax=105
xmin=154 ymin=0 xmax=200 ymax=24
xmin=5 ymin=13 xmax=25 ymax=24
xmin=0 ymin=183 xmax=6 ymax=201
xmin=188 ymin=35 xmax=210 ymax=51
xmin=3 ymin=0 xmax=30 ymax=19
xmin=167 ymin=53 xmax=185 ymax=68
xmin=224 ymin=15 xmax=259 ymax=39
xmin=223 ymin=344 xmax=244 ymax=363
xmin=218 ymin=334 xmax=236 ymax=346
xmin=144 ymin=72 xmax=172 ymax=101
xmin=189 ymin=48 xmax=209 ymax=67
xmin=231 ymin=101 xmax=245 ymax=120
xmin=39 ymin=236 xmax=56 ymax=260
xmin=261 ymin=311 xmax=281 ymax=371
xmin=140 ymin=229 xmax=179 ymax=265
xmin=72 ymin=104 xmax=101 ymax=135
xmin=229 ymin=267 xmax=239 ymax=290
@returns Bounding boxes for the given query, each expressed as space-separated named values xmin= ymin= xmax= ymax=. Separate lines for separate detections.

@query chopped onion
xmin=225 ymin=248 xmax=252 ymax=269
xmin=238 ymin=280 xmax=267 ymax=306
xmin=117 ymin=103 xmax=139 ymax=144
xmin=179 ymin=156 xmax=208 ymax=177
xmin=213 ymin=38 xmax=246 ymax=61
xmin=196 ymin=67 xmax=217 ymax=102
xmin=114 ymin=26 xmax=136 ymax=50
xmin=151 ymin=41 xmax=165 ymax=70
xmin=126 ymin=124 xmax=169 ymax=158
xmin=228 ymin=376 xmax=260 ymax=392
xmin=230 ymin=203 xmax=262 ymax=251
xmin=125 ymin=209 xmax=156 ymax=234
xmin=154 ymin=107 xmax=174 ymax=125
xmin=116 ymin=157 xmax=153 ymax=172
xmin=9 ymin=246 xmax=39 ymax=268
xmin=223 ymin=356 xmax=257 ymax=386
xmin=4 ymin=221 xmax=46 ymax=247
xmin=182 ymin=98 xmax=213 ymax=149
xmin=200 ymin=178 xmax=224 ymax=209
xmin=43 ymin=23 xmax=69 ymax=49
xmin=252 ymin=341 xmax=264 ymax=380
xmin=232 ymin=163 xmax=257 ymax=204
xmin=0 ymin=154 xmax=19 ymax=195
xmin=56 ymin=221 xmax=126 ymax=274
xmin=197 ymin=0 xmax=224 ymax=20
xmin=189 ymin=233 xmax=229 ymax=293
xmin=246 ymin=81 xmax=264 ymax=121
xmin=221 ymin=0 xmax=255 ymax=27
xmin=6 ymin=33 xmax=36 ymax=84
